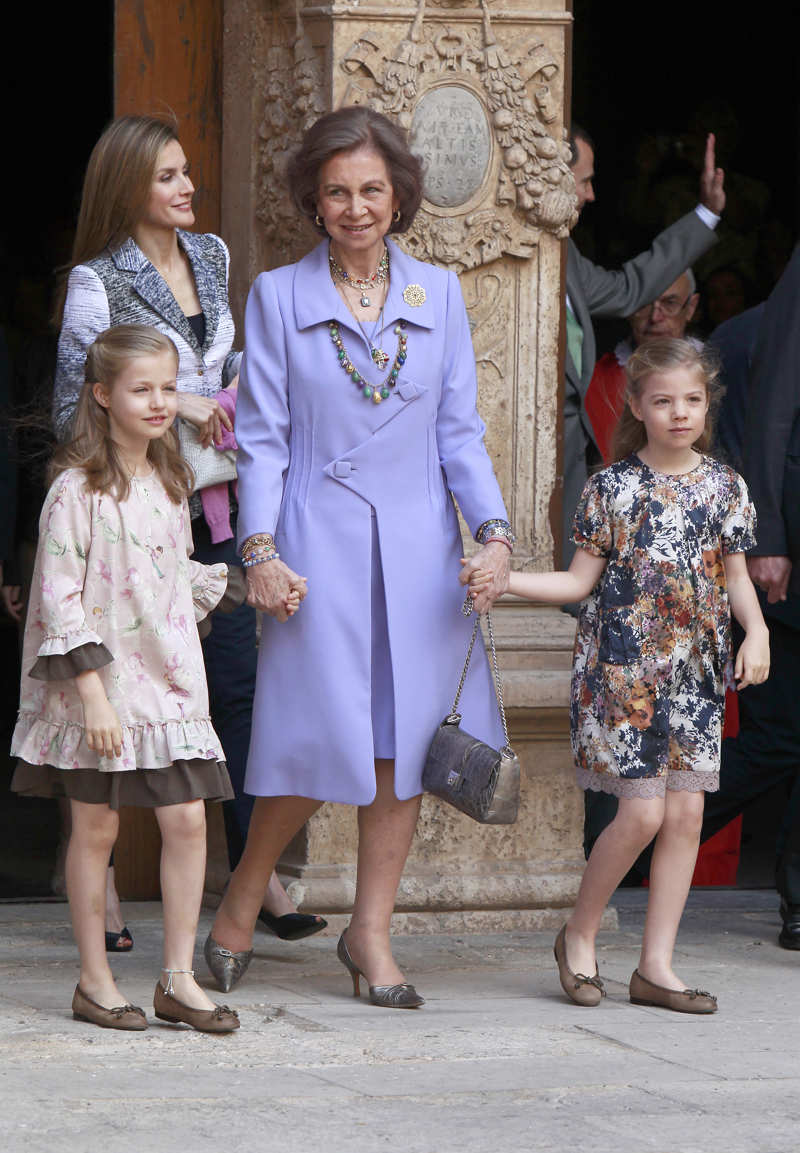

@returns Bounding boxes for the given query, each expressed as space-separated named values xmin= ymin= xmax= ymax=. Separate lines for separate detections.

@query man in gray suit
xmin=561 ymin=126 xmax=726 ymax=565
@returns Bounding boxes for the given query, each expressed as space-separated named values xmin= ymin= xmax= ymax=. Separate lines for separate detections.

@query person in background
xmin=562 ymin=125 xmax=723 ymax=568
xmin=715 ymin=245 xmax=800 ymax=950
xmin=585 ymin=269 xmax=700 ymax=463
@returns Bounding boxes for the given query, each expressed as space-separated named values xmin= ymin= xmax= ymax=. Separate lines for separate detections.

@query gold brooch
xmin=403 ymin=283 xmax=426 ymax=307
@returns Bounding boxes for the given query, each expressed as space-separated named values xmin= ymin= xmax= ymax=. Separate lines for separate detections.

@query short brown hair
xmin=611 ymin=337 xmax=720 ymax=462
xmin=50 ymin=325 xmax=193 ymax=505
xmin=287 ymin=106 xmax=424 ymax=235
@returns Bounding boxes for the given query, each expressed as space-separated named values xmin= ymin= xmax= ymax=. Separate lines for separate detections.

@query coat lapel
xmin=293 ymin=239 xmax=437 ymax=337
xmin=565 ymin=240 xmax=595 ymax=399
xmin=112 ymin=235 xmax=203 ymax=353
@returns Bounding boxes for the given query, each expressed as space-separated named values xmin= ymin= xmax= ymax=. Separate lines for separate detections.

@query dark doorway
xmin=0 ymin=5 xmax=113 ymax=897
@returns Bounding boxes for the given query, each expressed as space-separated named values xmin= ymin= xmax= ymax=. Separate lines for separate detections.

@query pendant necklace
xmin=329 ymin=247 xmax=389 ymax=310
xmin=329 ymin=319 xmax=407 ymax=404
xmin=357 ymin=306 xmax=390 ymax=370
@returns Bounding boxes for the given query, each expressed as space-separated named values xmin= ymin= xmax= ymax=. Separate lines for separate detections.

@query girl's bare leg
xmin=66 ymin=800 xmax=127 ymax=1007
xmin=212 ymin=794 xmax=322 ymax=952
xmin=566 ymin=795 xmax=665 ymax=978
xmin=638 ymin=788 xmax=705 ymax=990
xmin=155 ymin=800 xmax=216 ymax=1010
xmin=345 ymin=760 xmax=421 ymax=987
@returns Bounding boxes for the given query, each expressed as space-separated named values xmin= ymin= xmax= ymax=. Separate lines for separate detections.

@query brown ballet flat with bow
xmin=72 ymin=984 xmax=148 ymax=1030
xmin=154 ymin=969 xmax=240 ymax=1033
xmin=629 ymin=969 xmax=717 ymax=1014
xmin=553 ymin=925 xmax=605 ymax=1006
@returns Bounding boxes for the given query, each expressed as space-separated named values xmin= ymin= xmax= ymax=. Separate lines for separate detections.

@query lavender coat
xmin=236 ymin=239 xmax=508 ymax=803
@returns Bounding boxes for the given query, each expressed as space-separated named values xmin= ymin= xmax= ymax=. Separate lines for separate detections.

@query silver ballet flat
xmin=203 ymin=932 xmax=253 ymax=993
xmin=337 ymin=931 xmax=424 ymax=1009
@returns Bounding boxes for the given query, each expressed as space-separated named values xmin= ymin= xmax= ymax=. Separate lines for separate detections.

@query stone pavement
xmin=1 ymin=889 xmax=798 ymax=1153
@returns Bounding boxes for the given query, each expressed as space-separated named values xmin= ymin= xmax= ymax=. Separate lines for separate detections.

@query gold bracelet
xmin=240 ymin=532 xmax=275 ymax=556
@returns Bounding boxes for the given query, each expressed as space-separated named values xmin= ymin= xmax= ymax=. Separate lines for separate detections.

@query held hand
xmin=245 ymin=559 xmax=308 ymax=622
xmin=699 ymin=132 xmax=725 ymax=216
xmin=76 ymin=672 xmax=123 ymax=758
xmin=747 ymin=555 xmax=791 ymax=603
xmin=458 ymin=541 xmax=510 ymax=614
xmin=177 ymin=393 xmax=234 ymax=448
xmin=734 ymin=627 xmax=770 ymax=690
xmin=284 ymin=576 xmax=308 ymax=617
xmin=459 ymin=559 xmax=493 ymax=598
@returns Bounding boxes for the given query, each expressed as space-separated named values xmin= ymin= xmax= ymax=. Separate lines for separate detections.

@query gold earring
xmin=315 ymin=213 xmax=324 ymax=228
xmin=393 ymin=209 xmax=401 ymax=224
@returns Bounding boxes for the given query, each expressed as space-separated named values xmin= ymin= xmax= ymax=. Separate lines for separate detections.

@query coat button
xmin=333 ymin=461 xmax=353 ymax=478
xmin=197 ymin=368 xmax=204 ymax=376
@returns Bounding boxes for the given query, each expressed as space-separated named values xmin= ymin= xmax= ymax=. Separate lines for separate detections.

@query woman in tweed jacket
xmin=52 ymin=115 xmax=325 ymax=943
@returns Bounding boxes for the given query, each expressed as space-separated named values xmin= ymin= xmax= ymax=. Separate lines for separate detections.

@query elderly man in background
xmin=562 ymin=125 xmax=724 ymax=565
xmin=584 ymin=268 xmax=701 ymax=462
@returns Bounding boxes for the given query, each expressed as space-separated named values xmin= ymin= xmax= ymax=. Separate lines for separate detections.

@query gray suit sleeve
xmin=742 ymin=245 xmax=800 ymax=558
xmin=573 ymin=210 xmax=717 ymax=319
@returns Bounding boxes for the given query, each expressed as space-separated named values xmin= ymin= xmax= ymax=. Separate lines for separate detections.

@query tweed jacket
xmin=53 ymin=231 xmax=240 ymax=440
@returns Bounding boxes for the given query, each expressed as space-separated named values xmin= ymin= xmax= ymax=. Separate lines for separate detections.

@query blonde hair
xmin=611 ymin=337 xmax=720 ymax=463
xmin=54 ymin=115 xmax=180 ymax=325
xmin=49 ymin=325 xmax=193 ymax=504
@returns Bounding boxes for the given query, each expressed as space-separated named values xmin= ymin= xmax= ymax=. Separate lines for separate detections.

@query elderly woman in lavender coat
xmin=205 ymin=107 xmax=513 ymax=1007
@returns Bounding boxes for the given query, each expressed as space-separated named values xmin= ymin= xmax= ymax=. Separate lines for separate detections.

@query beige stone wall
xmin=218 ymin=0 xmax=590 ymax=928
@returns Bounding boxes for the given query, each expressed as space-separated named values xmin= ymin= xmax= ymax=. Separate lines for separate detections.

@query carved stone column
xmin=220 ymin=0 xmax=594 ymax=929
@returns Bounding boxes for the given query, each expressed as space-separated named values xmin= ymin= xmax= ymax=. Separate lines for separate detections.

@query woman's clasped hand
xmin=244 ymin=559 xmax=307 ymax=622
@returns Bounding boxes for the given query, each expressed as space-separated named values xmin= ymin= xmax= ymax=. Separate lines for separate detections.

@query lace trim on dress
xmin=666 ymin=769 xmax=720 ymax=793
xmin=576 ymin=767 xmax=720 ymax=798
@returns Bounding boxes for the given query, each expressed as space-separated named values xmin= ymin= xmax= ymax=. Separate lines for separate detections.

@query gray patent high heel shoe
xmin=337 ymin=931 xmax=424 ymax=1009
xmin=203 ymin=932 xmax=253 ymax=994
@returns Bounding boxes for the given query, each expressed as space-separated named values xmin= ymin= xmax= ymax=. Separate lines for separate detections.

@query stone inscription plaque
xmin=411 ymin=86 xmax=491 ymax=208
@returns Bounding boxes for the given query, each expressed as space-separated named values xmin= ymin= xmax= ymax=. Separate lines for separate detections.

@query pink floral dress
xmin=12 ymin=468 xmax=228 ymax=780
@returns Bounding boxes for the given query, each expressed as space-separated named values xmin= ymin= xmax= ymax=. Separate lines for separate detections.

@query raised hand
xmin=699 ymin=132 xmax=725 ymax=216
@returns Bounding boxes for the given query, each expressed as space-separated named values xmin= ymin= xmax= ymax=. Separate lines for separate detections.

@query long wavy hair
xmin=53 ymin=115 xmax=180 ymax=325
xmin=610 ymin=337 xmax=720 ymax=463
xmin=49 ymin=325 xmax=193 ymax=504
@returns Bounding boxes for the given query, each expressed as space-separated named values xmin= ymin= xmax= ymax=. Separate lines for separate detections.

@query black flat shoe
xmin=105 ymin=926 xmax=133 ymax=953
xmin=256 ymin=911 xmax=327 ymax=941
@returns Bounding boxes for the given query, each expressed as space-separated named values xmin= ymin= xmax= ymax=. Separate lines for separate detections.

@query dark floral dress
xmin=570 ymin=454 xmax=757 ymax=798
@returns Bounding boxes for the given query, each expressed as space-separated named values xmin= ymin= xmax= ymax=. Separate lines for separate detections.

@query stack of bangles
xmin=475 ymin=519 xmax=516 ymax=553
xmin=241 ymin=533 xmax=280 ymax=569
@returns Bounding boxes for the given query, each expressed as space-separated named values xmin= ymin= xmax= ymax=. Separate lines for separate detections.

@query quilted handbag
xmin=422 ymin=607 xmax=520 ymax=824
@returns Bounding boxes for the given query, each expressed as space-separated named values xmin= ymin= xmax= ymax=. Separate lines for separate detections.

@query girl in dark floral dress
xmin=466 ymin=338 xmax=769 ymax=1013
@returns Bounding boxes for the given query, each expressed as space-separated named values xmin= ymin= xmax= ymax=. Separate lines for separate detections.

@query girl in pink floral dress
xmin=9 ymin=325 xmax=265 ymax=1032
xmin=465 ymin=338 xmax=770 ymax=1015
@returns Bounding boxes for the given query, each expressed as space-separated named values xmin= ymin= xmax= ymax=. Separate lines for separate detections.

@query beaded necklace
xmin=329 ymin=247 xmax=389 ymax=308
xmin=329 ymin=319 xmax=407 ymax=404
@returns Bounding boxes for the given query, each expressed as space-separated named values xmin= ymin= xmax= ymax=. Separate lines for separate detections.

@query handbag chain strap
xmin=451 ymin=604 xmax=513 ymax=754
